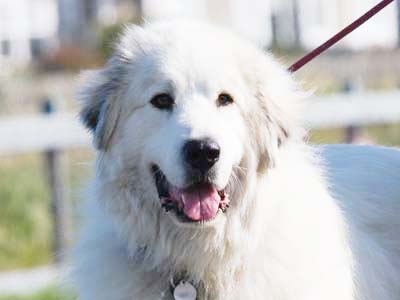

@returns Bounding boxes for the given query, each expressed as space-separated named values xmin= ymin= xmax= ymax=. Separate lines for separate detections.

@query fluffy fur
xmin=71 ymin=20 xmax=400 ymax=300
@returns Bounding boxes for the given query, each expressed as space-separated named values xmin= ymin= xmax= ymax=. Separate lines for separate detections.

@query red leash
xmin=288 ymin=0 xmax=395 ymax=73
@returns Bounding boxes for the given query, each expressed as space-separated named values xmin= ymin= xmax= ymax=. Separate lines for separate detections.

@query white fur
xmin=71 ymin=20 xmax=400 ymax=300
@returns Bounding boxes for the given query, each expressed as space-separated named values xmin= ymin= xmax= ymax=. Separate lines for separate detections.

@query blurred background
xmin=0 ymin=0 xmax=399 ymax=298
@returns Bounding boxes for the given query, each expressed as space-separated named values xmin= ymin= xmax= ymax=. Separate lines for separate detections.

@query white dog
xmin=71 ymin=20 xmax=400 ymax=300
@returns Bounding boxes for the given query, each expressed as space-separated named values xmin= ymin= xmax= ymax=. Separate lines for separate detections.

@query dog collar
xmin=130 ymin=247 xmax=202 ymax=300
xmin=169 ymin=272 xmax=206 ymax=300
xmin=170 ymin=278 xmax=197 ymax=300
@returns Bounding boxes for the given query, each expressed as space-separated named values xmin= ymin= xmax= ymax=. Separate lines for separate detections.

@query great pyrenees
xmin=72 ymin=20 xmax=400 ymax=300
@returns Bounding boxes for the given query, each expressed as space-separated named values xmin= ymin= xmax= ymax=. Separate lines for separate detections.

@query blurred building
xmin=57 ymin=0 xmax=139 ymax=46
xmin=0 ymin=0 xmax=399 ymax=70
xmin=298 ymin=0 xmax=398 ymax=50
xmin=0 ymin=0 xmax=138 ymax=69
xmin=0 ymin=0 xmax=58 ymax=68
xmin=143 ymin=0 xmax=399 ymax=50
xmin=143 ymin=0 xmax=273 ymax=47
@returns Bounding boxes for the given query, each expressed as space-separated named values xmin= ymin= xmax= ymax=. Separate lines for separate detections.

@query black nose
xmin=182 ymin=139 xmax=220 ymax=173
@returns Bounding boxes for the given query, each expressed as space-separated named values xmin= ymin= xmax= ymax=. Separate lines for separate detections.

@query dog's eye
xmin=217 ymin=93 xmax=234 ymax=106
xmin=150 ymin=93 xmax=174 ymax=110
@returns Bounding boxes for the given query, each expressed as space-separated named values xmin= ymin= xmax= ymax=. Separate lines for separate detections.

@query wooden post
xmin=132 ymin=0 xmax=143 ymax=23
xmin=292 ymin=0 xmax=301 ymax=48
xmin=271 ymin=13 xmax=278 ymax=48
xmin=41 ymin=99 xmax=70 ymax=265
xmin=345 ymin=125 xmax=361 ymax=143
xmin=343 ymin=81 xmax=362 ymax=143
xmin=134 ymin=0 xmax=142 ymax=18
xmin=397 ymin=0 xmax=400 ymax=47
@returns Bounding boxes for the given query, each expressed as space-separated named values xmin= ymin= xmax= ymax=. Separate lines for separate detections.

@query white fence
xmin=0 ymin=90 xmax=400 ymax=155
xmin=306 ymin=90 xmax=400 ymax=128
xmin=0 ymin=113 xmax=91 ymax=155
xmin=0 ymin=266 xmax=59 ymax=296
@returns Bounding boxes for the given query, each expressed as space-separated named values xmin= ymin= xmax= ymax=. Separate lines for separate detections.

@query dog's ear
xmin=252 ymin=91 xmax=293 ymax=172
xmin=78 ymin=25 xmax=152 ymax=150
xmin=256 ymin=90 xmax=291 ymax=149
xmin=246 ymin=53 xmax=306 ymax=171
xmin=78 ymin=68 xmax=121 ymax=150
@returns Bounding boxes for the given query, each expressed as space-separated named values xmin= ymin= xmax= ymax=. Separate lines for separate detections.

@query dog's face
xmin=79 ymin=21 xmax=299 ymax=229
xmin=120 ymin=36 xmax=250 ymax=225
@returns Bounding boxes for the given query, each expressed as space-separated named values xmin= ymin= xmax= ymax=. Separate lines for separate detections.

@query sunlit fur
xmin=71 ymin=20 xmax=400 ymax=300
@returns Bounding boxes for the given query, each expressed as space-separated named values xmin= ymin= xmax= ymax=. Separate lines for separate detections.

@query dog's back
xmin=321 ymin=144 xmax=400 ymax=300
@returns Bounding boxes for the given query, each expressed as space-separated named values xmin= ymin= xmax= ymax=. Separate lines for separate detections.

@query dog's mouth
xmin=151 ymin=165 xmax=229 ymax=223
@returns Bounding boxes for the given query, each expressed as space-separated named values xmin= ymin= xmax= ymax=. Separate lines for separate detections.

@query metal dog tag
xmin=173 ymin=281 xmax=197 ymax=300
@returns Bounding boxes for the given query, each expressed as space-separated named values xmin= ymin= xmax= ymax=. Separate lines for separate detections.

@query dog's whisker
xmin=227 ymin=169 xmax=244 ymax=199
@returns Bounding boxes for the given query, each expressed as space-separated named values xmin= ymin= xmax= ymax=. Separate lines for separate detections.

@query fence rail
xmin=0 ymin=90 xmax=399 ymax=155
xmin=305 ymin=90 xmax=400 ymax=128
xmin=0 ymin=266 xmax=58 ymax=296
xmin=0 ymin=113 xmax=91 ymax=155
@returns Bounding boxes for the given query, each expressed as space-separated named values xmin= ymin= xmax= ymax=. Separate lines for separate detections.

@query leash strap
xmin=288 ymin=0 xmax=395 ymax=73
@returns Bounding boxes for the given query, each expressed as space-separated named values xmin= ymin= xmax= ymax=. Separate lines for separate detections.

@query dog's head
xmin=79 ymin=20 xmax=302 ymax=230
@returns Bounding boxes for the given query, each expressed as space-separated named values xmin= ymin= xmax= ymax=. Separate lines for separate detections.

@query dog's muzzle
xmin=151 ymin=165 xmax=229 ymax=223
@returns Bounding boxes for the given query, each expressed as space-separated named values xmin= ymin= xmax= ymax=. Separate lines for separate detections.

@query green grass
xmin=0 ymin=150 xmax=93 ymax=271
xmin=364 ymin=123 xmax=400 ymax=146
xmin=0 ymin=286 xmax=75 ymax=300
xmin=0 ymin=155 xmax=52 ymax=270
xmin=310 ymin=123 xmax=400 ymax=146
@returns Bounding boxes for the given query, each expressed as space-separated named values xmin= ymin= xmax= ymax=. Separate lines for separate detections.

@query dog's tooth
xmin=163 ymin=201 xmax=181 ymax=214
xmin=161 ymin=203 xmax=168 ymax=212
xmin=219 ymin=201 xmax=229 ymax=213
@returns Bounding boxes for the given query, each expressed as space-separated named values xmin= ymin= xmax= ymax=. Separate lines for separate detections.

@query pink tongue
xmin=180 ymin=185 xmax=221 ymax=221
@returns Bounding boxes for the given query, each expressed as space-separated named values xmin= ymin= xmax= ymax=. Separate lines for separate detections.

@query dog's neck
xmin=121 ymin=189 xmax=263 ymax=300
xmin=96 ymin=155 xmax=266 ymax=299
xmin=129 ymin=236 xmax=249 ymax=300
